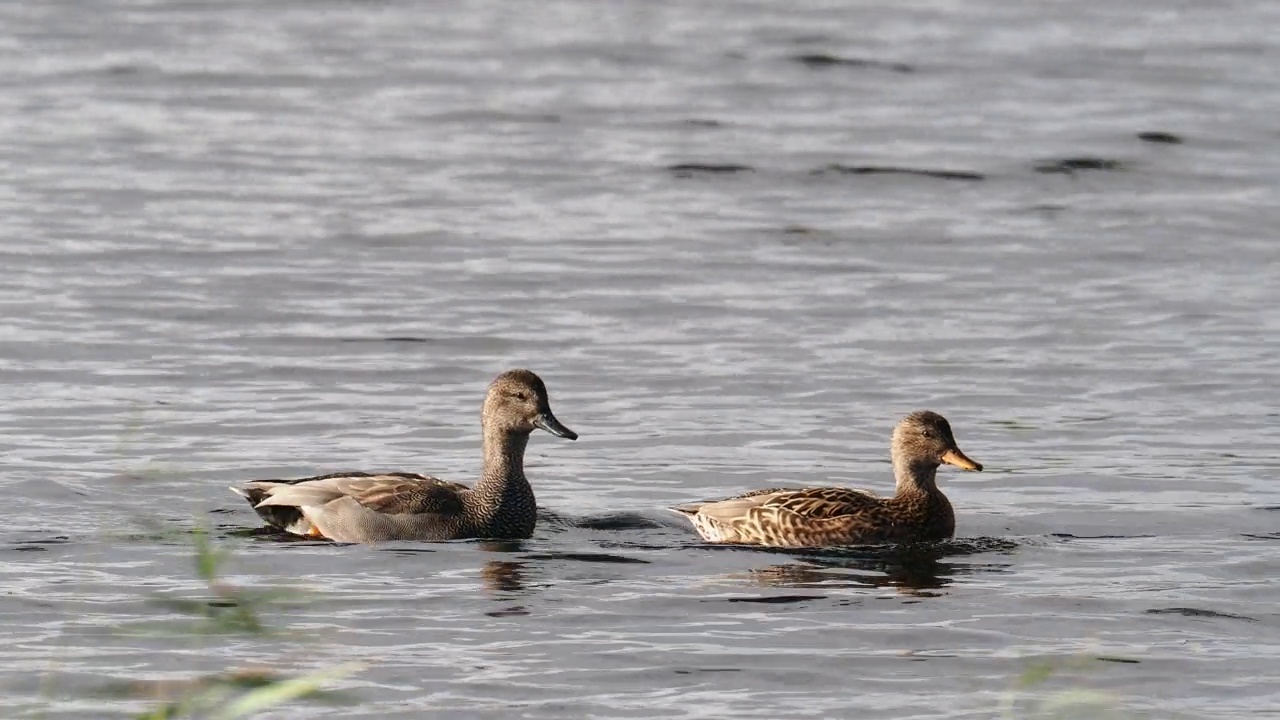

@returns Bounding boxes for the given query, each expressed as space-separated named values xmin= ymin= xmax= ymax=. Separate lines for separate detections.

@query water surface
xmin=2 ymin=0 xmax=1279 ymax=717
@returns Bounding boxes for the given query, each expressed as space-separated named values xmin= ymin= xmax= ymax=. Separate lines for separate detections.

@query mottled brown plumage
xmin=230 ymin=369 xmax=577 ymax=543
xmin=671 ymin=411 xmax=983 ymax=547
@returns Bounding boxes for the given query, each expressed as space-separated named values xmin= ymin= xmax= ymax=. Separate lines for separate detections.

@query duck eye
xmin=512 ymin=392 xmax=530 ymax=401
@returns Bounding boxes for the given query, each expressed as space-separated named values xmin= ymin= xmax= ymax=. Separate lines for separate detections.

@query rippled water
xmin=2 ymin=0 xmax=1279 ymax=717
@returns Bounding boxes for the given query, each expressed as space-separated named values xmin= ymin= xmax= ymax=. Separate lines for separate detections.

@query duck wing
xmin=759 ymin=487 xmax=884 ymax=520
xmin=670 ymin=484 xmax=880 ymax=517
xmin=232 ymin=472 xmax=469 ymax=540
xmin=672 ymin=486 xmax=888 ymax=547
xmin=690 ymin=486 xmax=882 ymax=522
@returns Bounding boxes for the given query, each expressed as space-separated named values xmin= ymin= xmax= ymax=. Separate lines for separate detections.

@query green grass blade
xmin=209 ymin=663 xmax=364 ymax=720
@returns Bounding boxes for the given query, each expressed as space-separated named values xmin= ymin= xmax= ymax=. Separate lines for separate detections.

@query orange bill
xmin=941 ymin=447 xmax=983 ymax=471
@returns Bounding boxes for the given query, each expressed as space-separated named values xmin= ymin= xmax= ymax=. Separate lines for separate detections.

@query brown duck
xmin=670 ymin=411 xmax=982 ymax=547
xmin=230 ymin=369 xmax=577 ymax=543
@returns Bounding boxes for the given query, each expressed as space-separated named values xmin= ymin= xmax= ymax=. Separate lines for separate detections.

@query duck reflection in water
xmin=735 ymin=539 xmax=1015 ymax=598
xmin=745 ymin=547 xmax=951 ymax=597
xmin=477 ymin=541 xmax=530 ymax=616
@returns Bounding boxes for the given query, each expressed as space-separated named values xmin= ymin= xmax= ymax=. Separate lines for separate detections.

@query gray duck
xmin=231 ymin=369 xmax=577 ymax=543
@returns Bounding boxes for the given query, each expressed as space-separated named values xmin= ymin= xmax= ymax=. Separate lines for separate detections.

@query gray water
xmin=2 ymin=0 xmax=1279 ymax=717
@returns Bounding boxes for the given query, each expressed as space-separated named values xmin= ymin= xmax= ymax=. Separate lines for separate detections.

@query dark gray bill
xmin=533 ymin=412 xmax=578 ymax=440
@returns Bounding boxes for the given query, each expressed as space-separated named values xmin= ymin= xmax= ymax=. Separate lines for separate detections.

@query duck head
xmin=483 ymin=369 xmax=578 ymax=440
xmin=891 ymin=410 xmax=982 ymax=472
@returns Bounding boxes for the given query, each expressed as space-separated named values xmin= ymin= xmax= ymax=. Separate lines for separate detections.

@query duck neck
xmin=474 ymin=425 xmax=534 ymax=509
xmin=892 ymin=453 xmax=942 ymax=496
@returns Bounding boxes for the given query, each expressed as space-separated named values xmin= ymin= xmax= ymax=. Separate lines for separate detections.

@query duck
xmin=230 ymin=369 xmax=577 ymax=543
xmin=670 ymin=410 xmax=982 ymax=547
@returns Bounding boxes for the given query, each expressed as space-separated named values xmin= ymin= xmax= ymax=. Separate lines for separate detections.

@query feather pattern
xmin=671 ymin=411 xmax=982 ymax=548
xmin=230 ymin=370 xmax=577 ymax=543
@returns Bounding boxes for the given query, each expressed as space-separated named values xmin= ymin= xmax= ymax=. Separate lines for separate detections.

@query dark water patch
xmin=226 ymin=526 xmax=286 ymax=539
xmin=743 ymin=563 xmax=878 ymax=590
xmin=720 ymin=594 xmax=827 ymax=604
xmin=233 ymin=526 xmax=333 ymax=544
xmin=1051 ymin=533 xmax=1155 ymax=541
xmin=485 ymin=606 xmax=530 ymax=618
xmin=791 ymin=53 xmax=914 ymax=73
xmin=702 ymin=538 xmax=1015 ymax=592
xmin=989 ymin=419 xmax=1037 ymax=431
xmin=339 ymin=336 xmax=432 ymax=343
xmin=776 ymin=226 xmax=873 ymax=250
xmin=783 ymin=225 xmax=817 ymax=235
xmin=5 ymin=535 xmax=71 ymax=552
xmin=229 ymin=525 xmax=319 ymax=542
xmin=1096 ymin=656 xmax=1141 ymax=664
xmin=668 ymin=163 xmax=755 ymax=177
xmin=1147 ymin=607 xmax=1257 ymax=622
xmin=379 ymin=537 xmax=528 ymax=554
xmin=1021 ymin=203 xmax=1069 ymax=217
xmin=242 ymin=336 xmax=514 ymax=353
xmin=145 ymin=594 xmax=264 ymax=624
xmin=103 ymin=63 xmax=148 ymax=76
xmin=218 ymin=523 xmax=267 ymax=537
xmin=475 ymin=540 xmax=525 ymax=553
xmin=1137 ymin=131 xmax=1183 ymax=144
xmin=380 ymin=547 xmax=439 ymax=557
xmin=798 ymin=536 xmax=1018 ymax=559
xmin=1066 ymin=414 xmax=1117 ymax=424
xmin=694 ymin=536 xmax=1016 ymax=560
xmin=811 ymin=164 xmax=984 ymax=181
xmin=684 ymin=119 xmax=724 ymax=128
xmin=539 ymin=509 xmax=669 ymax=531
xmin=521 ymin=552 xmax=649 ymax=564
xmin=1242 ymin=532 xmax=1280 ymax=540
xmin=673 ymin=668 xmax=741 ymax=675
xmin=217 ymin=515 xmax=290 ymax=537
xmin=575 ymin=512 xmax=668 ymax=531
xmin=1034 ymin=157 xmax=1126 ymax=174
